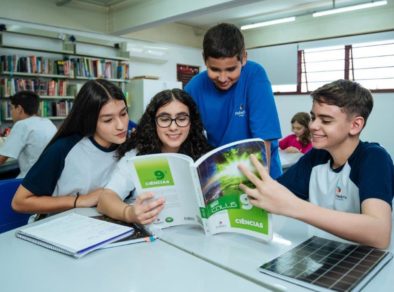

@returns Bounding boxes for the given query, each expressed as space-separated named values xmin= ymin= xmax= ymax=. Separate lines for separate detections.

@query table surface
xmin=159 ymin=214 xmax=394 ymax=292
xmin=279 ymin=150 xmax=303 ymax=169
xmin=2 ymin=209 xmax=392 ymax=292
xmin=0 ymin=209 xmax=269 ymax=292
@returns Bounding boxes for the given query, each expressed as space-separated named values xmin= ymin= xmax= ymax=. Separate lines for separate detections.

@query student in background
xmin=279 ymin=112 xmax=312 ymax=154
xmin=239 ymin=79 xmax=394 ymax=249
xmin=185 ymin=23 xmax=282 ymax=178
xmin=12 ymin=79 xmax=129 ymax=219
xmin=97 ymin=89 xmax=212 ymax=224
xmin=0 ymin=91 xmax=57 ymax=178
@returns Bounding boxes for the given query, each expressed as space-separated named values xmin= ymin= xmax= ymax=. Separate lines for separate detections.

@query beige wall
xmin=0 ymin=0 xmax=108 ymax=33
xmin=123 ymin=23 xmax=203 ymax=48
xmin=1 ymin=0 xmax=393 ymax=48
xmin=243 ymin=2 xmax=394 ymax=49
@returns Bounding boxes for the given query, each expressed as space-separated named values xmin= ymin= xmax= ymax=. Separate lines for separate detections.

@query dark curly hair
xmin=117 ymin=89 xmax=212 ymax=161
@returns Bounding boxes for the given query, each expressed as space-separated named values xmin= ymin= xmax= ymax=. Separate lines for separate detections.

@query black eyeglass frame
xmin=155 ymin=114 xmax=191 ymax=128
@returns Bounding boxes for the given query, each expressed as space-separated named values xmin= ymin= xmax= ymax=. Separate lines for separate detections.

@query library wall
xmin=1 ymin=6 xmax=393 ymax=158
xmin=0 ymin=31 xmax=130 ymax=129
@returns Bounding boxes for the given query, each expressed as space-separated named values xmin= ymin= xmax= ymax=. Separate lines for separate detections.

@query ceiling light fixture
xmin=241 ymin=16 xmax=296 ymax=30
xmin=313 ymin=0 xmax=387 ymax=17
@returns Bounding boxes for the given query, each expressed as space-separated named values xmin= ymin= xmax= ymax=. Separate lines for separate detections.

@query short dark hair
xmin=203 ymin=23 xmax=244 ymax=61
xmin=10 ymin=91 xmax=40 ymax=116
xmin=311 ymin=79 xmax=373 ymax=124
xmin=117 ymin=89 xmax=212 ymax=161
xmin=48 ymin=79 xmax=127 ymax=147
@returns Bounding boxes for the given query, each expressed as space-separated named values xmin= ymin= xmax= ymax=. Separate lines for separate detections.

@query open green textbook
xmin=129 ymin=138 xmax=272 ymax=241
xmin=15 ymin=213 xmax=134 ymax=258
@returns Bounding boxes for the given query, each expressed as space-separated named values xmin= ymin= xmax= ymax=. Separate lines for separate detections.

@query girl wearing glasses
xmin=97 ymin=88 xmax=211 ymax=224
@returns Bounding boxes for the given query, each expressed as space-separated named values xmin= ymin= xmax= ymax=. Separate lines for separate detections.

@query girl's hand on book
xmin=238 ymin=154 xmax=299 ymax=216
xmin=129 ymin=192 xmax=165 ymax=225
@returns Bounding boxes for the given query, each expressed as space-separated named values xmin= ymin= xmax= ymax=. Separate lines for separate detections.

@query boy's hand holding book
xmin=239 ymin=154 xmax=300 ymax=217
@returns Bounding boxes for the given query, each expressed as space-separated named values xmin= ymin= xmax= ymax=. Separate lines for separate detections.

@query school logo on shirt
xmin=234 ymin=103 xmax=246 ymax=117
xmin=335 ymin=185 xmax=347 ymax=200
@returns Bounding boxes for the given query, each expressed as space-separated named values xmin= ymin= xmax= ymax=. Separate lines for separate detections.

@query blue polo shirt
xmin=185 ymin=60 xmax=282 ymax=178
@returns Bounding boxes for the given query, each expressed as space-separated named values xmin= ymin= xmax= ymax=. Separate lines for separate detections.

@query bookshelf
xmin=0 ymin=31 xmax=130 ymax=123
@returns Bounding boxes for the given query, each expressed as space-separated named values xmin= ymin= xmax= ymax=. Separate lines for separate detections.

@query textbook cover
xmin=128 ymin=138 xmax=272 ymax=242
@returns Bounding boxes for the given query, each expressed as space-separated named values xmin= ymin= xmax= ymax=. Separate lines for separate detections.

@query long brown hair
xmin=291 ymin=112 xmax=311 ymax=147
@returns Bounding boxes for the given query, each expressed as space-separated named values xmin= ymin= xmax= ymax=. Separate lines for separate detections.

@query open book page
xmin=16 ymin=213 xmax=133 ymax=258
xmin=130 ymin=153 xmax=201 ymax=229
xmin=194 ymin=138 xmax=272 ymax=241
xmin=91 ymin=215 xmax=156 ymax=247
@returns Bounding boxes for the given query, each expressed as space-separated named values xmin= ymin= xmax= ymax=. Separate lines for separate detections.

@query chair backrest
xmin=0 ymin=178 xmax=30 ymax=233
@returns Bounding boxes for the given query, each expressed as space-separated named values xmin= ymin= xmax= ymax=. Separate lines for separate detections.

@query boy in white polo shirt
xmin=0 ymin=91 xmax=57 ymax=178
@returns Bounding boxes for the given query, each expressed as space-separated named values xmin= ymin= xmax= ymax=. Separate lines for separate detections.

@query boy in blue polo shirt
xmin=185 ymin=23 xmax=282 ymax=178
xmin=239 ymin=79 xmax=393 ymax=249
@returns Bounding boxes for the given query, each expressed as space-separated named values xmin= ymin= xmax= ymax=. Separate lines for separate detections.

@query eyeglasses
xmin=155 ymin=114 xmax=190 ymax=128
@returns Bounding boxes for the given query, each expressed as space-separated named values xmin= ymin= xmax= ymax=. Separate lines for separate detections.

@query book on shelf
xmin=91 ymin=215 xmax=157 ymax=248
xmin=128 ymin=138 xmax=272 ymax=241
xmin=15 ymin=213 xmax=134 ymax=258
xmin=0 ymin=54 xmax=67 ymax=75
xmin=0 ymin=78 xmax=72 ymax=97
xmin=258 ymin=236 xmax=393 ymax=292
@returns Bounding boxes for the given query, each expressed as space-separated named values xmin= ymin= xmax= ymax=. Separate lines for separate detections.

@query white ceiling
xmin=178 ymin=0 xmax=366 ymax=29
xmin=64 ymin=0 xmax=372 ymax=31
xmin=55 ymin=0 xmax=141 ymax=6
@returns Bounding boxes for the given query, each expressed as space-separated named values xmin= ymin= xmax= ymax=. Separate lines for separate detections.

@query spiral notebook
xmin=16 ymin=213 xmax=134 ymax=258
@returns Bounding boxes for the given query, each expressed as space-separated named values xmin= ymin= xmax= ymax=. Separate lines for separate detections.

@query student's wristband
xmin=74 ymin=194 xmax=80 ymax=208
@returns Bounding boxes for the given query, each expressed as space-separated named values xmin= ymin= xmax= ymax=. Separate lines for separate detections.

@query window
xmin=351 ymin=40 xmax=394 ymax=90
xmin=300 ymin=45 xmax=345 ymax=92
xmin=299 ymin=39 xmax=394 ymax=93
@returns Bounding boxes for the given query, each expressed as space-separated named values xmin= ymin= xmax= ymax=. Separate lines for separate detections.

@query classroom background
xmin=1 ymin=0 xmax=393 ymax=160
xmin=1 ymin=1 xmax=394 ymax=292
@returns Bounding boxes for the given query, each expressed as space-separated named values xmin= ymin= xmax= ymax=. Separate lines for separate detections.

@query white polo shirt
xmin=0 ymin=116 xmax=57 ymax=178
